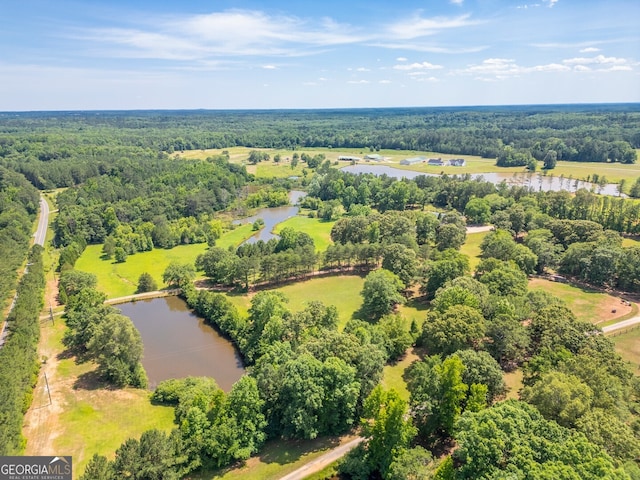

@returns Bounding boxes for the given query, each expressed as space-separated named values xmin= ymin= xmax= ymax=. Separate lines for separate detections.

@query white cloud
xmin=456 ymin=58 xmax=573 ymax=78
xmin=393 ymin=61 xmax=443 ymax=71
xmin=396 ymin=57 xmax=408 ymax=62
xmin=379 ymin=79 xmax=392 ymax=84
xmin=384 ymin=13 xmax=481 ymax=41
xmin=563 ymin=55 xmax=628 ymax=66
xmin=262 ymin=65 xmax=277 ymax=69
xmin=356 ymin=67 xmax=370 ymax=72
xmin=450 ymin=0 xmax=464 ymax=4
xmin=580 ymin=47 xmax=600 ymax=53
xmin=372 ymin=42 xmax=488 ymax=54
xmin=347 ymin=80 xmax=370 ymax=84
xmin=544 ymin=0 xmax=559 ymax=7
xmin=80 ymin=9 xmax=367 ymax=61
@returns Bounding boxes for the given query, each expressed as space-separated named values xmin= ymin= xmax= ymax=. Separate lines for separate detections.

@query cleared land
xmin=23 ymin=321 xmax=175 ymax=477
xmin=273 ymin=216 xmax=336 ymax=252
xmin=75 ymin=225 xmax=255 ymax=299
xmin=528 ymin=278 xmax=632 ymax=324
xmin=611 ymin=328 xmax=640 ymax=373
xmin=174 ymin=146 xmax=640 ymax=185
xmin=460 ymin=230 xmax=490 ymax=272
xmin=503 ymin=370 xmax=524 ymax=400
xmin=381 ymin=347 xmax=421 ymax=402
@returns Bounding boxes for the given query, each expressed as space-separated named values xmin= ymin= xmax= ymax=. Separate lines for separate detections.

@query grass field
xmin=75 ymin=225 xmax=255 ymax=299
xmin=24 ymin=321 xmax=175 ymax=477
xmin=622 ymin=236 xmax=640 ymax=248
xmin=460 ymin=231 xmax=489 ymax=271
xmin=611 ymin=328 xmax=640 ymax=374
xmin=528 ymin=278 xmax=631 ymax=324
xmin=273 ymin=215 xmax=335 ymax=252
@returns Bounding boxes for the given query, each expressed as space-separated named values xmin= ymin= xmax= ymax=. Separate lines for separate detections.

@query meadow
xmin=174 ymin=146 xmax=640 ymax=186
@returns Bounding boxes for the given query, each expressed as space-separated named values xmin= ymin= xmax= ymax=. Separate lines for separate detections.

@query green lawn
xmin=75 ymin=225 xmax=255 ymax=299
xmin=504 ymin=369 xmax=523 ymax=400
xmin=25 ymin=322 xmax=175 ymax=476
xmin=622 ymin=236 xmax=640 ymax=248
xmin=528 ymin=278 xmax=630 ymax=325
xmin=460 ymin=231 xmax=489 ymax=272
xmin=273 ymin=215 xmax=336 ymax=252
xmin=381 ymin=348 xmax=421 ymax=402
xmin=611 ymin=328 xmax=640 ymax=374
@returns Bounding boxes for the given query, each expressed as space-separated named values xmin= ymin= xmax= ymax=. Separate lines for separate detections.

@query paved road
xmin=278 ymin=437 xmax=364 ymax=480
xmin=34 ymin=196 xmax=49 ymax=246
xmin=1 ymin=196 xmax=49 ymax=348
xmin=602 ymin=315 xmax=640 ymax=333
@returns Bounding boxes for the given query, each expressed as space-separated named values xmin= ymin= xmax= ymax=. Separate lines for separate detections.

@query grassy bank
xmin=24 ymin=321 xmax=175 ymax=477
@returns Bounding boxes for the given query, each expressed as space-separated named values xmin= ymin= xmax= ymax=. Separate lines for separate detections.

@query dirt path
xmin=466 ymin=225 xmax=493 ymax=234
xmin=602 ymin=315 xmax=640 ymax=333
xmin=278 ymin=436 xmax=365 ymax=480
xmin=22 ymin=324 xmax=65 ymax=456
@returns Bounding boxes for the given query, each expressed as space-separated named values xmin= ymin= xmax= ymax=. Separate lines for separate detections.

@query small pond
xmin=117 ymin=296 xmax=245 ymax=391
xmin=340 ymin=164 xmax=621 ymax=196
xmin=233 ymin=190 xmax=307 ymax=244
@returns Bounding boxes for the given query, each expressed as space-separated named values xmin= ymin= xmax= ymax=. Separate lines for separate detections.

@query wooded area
xmin=1 ymin=106 xmax=639 ymax=479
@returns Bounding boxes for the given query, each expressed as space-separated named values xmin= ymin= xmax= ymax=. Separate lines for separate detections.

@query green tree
xmin=381 ymin=243 xmax=417 ymax=287
xmin=464 ymin=197 xmax=491 ymax=224
xmin=454 ymin=349 xmax=506 ymax=402
xmin=521 ymin=371 xmax=593 ymax=427
xmin=406 ymin=355 xmax=468 ymax=439
xmin=362 ymin=386 xmax=417 ymax=478
xmin=421 ymin=305 xmax=486 ymax=356
xmin=59 ymin=269 xmax=97 ymax=300
xmin=436 ymin=222 xmax=466 ymax=251
xmin=80 ymin=454 xmax=113 ymax=480
xmin=136 ymin=272 xmax=158 ymax=293
xmin=387 ymin=446 xmax=435 ymax=480
xmin=86 ymin=313 xmax=147 ymax=388
xmin=360 ymin=269 xmax=405 ymax=320
xmin=162 ymin=262 xmax=196 ymax=288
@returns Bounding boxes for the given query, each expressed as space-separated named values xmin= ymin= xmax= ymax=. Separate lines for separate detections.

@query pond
xmin=340 ymin=164 xmax=621 ymax=196
xmin=117 ymin=296 xmax=245 ymax=391
xmin=233 ymin=190 xmax=307 ymax=244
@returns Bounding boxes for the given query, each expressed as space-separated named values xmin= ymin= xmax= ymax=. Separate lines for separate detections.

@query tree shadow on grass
xmin=258 ymin=436 xmax=342 ymax=465
xmin=73 ymin=369 xmax=113 ymax=391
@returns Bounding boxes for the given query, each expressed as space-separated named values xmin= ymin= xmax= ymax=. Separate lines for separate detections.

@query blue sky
xmin=1 ymin=0 xmax=638 ymax=110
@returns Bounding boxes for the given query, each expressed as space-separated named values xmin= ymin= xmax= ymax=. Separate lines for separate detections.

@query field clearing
xmin=273 ymin=215 xmax=335 ymax=252
xmin=528 ymin=278 xmax=631 ymax=324
xmin=381 ymin=347 xmax=421 ymax=402
xmin=622 ymin=236 xmax=640 ymax=247
xmin=23 ymin=321 xmax=175 ymax=477
xmin=611 ymin=328 xmax=640 ymax=374
xmin=75 ymin=225 xmax=255 ymax=299
xmin=503 ymin=369 xmax=524 ymax=400
xmin=225 ymin=274 xmax=366 ymax=329
xmin=173 ymin=146 xmax=639 ymax=186
xmin=460 ymin=231 xmax=490 ymax=271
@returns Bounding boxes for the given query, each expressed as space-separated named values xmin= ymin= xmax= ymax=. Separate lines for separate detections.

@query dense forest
xmin=1 ymin=106 xmax=639 ymax=478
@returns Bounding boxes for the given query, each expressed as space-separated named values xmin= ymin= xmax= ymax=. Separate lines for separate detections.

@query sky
xmin=0 ymin=0 xmax=639 ymax=110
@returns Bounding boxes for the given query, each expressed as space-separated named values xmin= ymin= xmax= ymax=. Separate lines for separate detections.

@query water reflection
xmin=340 ymin=164 xmax=621 ymax=196
xmin=117 ymin=297 xmax=245 ymax=391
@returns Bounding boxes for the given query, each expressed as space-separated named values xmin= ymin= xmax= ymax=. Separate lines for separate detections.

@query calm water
xmin=233 ymin=190 xmax=307 ymax=244
xmin=117 ymin=296 xmax=245 ymax=391
xmin=340 ymin=164 xmax=621 ymax=196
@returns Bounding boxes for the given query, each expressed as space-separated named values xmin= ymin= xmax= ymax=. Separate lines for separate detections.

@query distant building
xmin=365 ymin=154 xmax=383 ymax=161
xmin=427 ymin=158 xmax=446 ymax=166
xmin=450 ymin=158 xmax=466 ymax=166
xmin=338 ymin=156 xmax=362 ymax=162
xmin=400 ymin=156 xmax=426 ymax=165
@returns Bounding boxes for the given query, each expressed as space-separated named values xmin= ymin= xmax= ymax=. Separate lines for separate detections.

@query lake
xmin=233 ymin=189 xmax=307 ymax=243
xmin=340 ymin=164 xmax=621 ymax=196
xmin=117 ymin=296 xmax=245 ymax=391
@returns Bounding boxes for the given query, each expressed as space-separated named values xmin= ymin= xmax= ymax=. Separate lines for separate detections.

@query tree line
xmin=0 ymin=246 xmax=45 ymax=455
